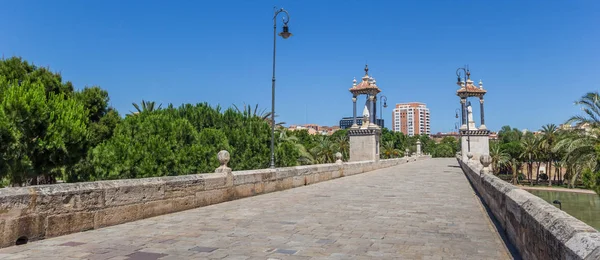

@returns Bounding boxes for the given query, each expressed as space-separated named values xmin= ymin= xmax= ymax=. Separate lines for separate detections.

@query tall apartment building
xmin=392 ymin=102 xmax=430 ymax=136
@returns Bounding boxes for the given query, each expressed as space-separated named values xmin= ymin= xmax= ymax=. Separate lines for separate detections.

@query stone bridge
xmin=0 ymin=156 xmax=598 ymax=259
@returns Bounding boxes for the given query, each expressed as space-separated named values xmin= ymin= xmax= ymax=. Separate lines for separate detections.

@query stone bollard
xmin=479 ymin=154 xmax=492 ymax=176
xmin=215 ymin=150 xmax=233 ymax=186
xmin=335 ymin=152 xmax=343 ymax=164
xmin=405 ymin=149 xmax=410 ymax=162
xmin=467 ymin=152 xmax=473 ymax=165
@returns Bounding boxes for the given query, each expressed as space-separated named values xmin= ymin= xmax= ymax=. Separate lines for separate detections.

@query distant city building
xmin=392 ymin=102 xmax=430 ymax=136
xmin=288 ymin=124 xmax=340 ymax=136
xmin=339 ymin=117 xmax=384 ymax=130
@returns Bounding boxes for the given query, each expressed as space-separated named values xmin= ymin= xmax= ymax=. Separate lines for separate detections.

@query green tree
xmin=130 ymin=100 xmax=162 ymax=115
xmin=381 ymin=141 xmax=401 ymax=159
xmin=0 ymin=79 xmax=88 ymax=185
xmin=540 ymin=124 xmax=558 ymax=186
xmin=489 ymin=142 xmax=509 ymax=175
xmin=0 ymin=57 xmax=74 ymax=96
xmin=555 ymin=92 xmax=600 ymax=191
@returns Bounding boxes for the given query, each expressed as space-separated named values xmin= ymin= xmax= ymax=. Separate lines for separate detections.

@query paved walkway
xmin=0 ymin=158 xmax=512 ymax=260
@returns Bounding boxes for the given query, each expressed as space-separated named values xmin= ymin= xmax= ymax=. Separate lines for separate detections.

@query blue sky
xmin=1 ymin=0 xmax=598 ymax=133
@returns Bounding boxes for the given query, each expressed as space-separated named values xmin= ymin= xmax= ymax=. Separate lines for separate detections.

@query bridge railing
xmin=0 ymin=151 xmax=429 ymax=249
xmin=458 ymin=158 xmax=600 ymax=260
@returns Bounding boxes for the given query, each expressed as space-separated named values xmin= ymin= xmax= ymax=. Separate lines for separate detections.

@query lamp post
xmin=455 ymin=108 xmax=460 ymax=133
xmin=379 ymin=95 xmax=387 ymax=128
xmin=270 ymin=7 xmax=292 ymax=169
xmin=456 ymin=66 xmax=471 ymax=152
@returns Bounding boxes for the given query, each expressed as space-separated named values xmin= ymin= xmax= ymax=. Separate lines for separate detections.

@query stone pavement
xmin=0 ymin=158 xmax=513 ymax=260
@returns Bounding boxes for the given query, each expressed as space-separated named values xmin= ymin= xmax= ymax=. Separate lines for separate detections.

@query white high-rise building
xmin=392 ymin=102 xmax=430 ymax=136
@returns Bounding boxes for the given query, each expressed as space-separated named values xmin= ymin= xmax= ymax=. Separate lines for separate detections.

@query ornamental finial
xmin=364 ymin=64 xmax=369 ymax=76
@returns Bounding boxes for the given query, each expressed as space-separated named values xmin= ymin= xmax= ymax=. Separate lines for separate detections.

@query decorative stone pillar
xmin=460 ymin=98 xmax=467 ymax=130
xmin=335 ymin=152 xmax=343 ymax=164
xmin=479 ymin=98 xmax=486 ymax=130
xmin=352 ymin=96 xmax=358 ymax=128
xmin=480 ymin=154 xmax=492 ymax=176
xmin=416 ymin=140 xmax=422 ymax=156
xmin=467 ymin=152 xmax=473 ymax=165
xmin=215 ymin=150 xmax=233 ymax=187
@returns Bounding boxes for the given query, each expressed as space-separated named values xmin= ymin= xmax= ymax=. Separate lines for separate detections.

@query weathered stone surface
xmin=2 ymin=214 xmax=45 ymax=248
xmin=45 ymin=212 xmax=94 ymax=237
xmin=94 ymin=203 xmax=143 ymax=228
xmin=0 ymin=156 xmax=429 ymax=249
xmin=0 ymin=158 xmax=509 ymax=259
xmin=103 ymin=178 xmax=166 ymax=207
xmin=564 ymin=232 xmax=600 ymax=259
xmin=459 ymin=159 xmax=600 ymax=260
xmin=164 ymin=175 xmax=206 ymax=198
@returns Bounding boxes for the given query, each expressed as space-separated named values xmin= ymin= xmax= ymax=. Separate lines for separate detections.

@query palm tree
xmin=381 ymin=141 xmax=401 ymax=159
xmin=233 ymin=103 xmax=286 ymax=127
xmin=309 ymin=136 xmax=337 ymax=164
xmin=490 ymin=143 xmax=509 ymax=175
xmin=520 ymin=135 xmax=539 ymax=185
xmin=540 ymin=124 xmax=558 ymax=186
xmin=554 ymin=128 xmax=599 ymax=188
xmin=554 ymin=92 xmax=600 ymax=190
xmin=567 ymin=92 xmax=600 ymax=128
xmin=278 ymin=130 xmax=313 ymax=165
xmin=130 ymin=100 xmax=162 ymax=115
xmin=334 ymin=135 xmax=350 ymax=161
xmin=508 ymin=158 xmax=521 ymax=185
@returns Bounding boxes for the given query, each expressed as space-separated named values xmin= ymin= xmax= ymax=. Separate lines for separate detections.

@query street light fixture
xmin=379 ymin=95 xmax=387 ymax=127
xmin=270 ymin=7 xmax=292 ymax=169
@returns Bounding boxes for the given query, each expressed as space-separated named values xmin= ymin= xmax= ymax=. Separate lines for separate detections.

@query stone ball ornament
xmin=335 ymin=152 xmax=342 ymax=160
xmin=217 ymin=150 xmax=230 ymax=168
xmin=467 ymin=152 xmax=473 ymax=160
xmin=480 ymin=154 xmax=492 ymax=167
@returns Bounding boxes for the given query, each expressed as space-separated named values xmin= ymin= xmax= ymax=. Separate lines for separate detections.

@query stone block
xmin=276 ymin=168 xmax=297 ymax=180
xmin=292 ymin=176 xmax=305 ymax=187
xmin=94 ymin=204 xmax=142 ymax=228
xmin=260 ymin=170 xmax=277 ymax=182
xmin=103 ymin=179 xmax=165 ymax=207
xmin=0 ymin=188 xmax=35 ymax=218
xmin=202 ymin=174 xmax=228 ymax=191
xmin=253 ymin=182 xmax=265 ymax=194
xmin=45 ymin=211 xmax=95 ymax=237
xmin=34 ymin=186 xmax=105 ymax=215
xmin=233 ymin=171 xmax=263 ymax=185
xmin=233 ymin=183 xmax=256 ymax=198
xmin=195 ymin=189 xmax=230 ymax=207
xmin=2 ymin=215 xmax=45 ymax=247
xmin=171 ymin=196 xmax=198 ymax=212
xmin=163 ymin=175 xmax=205 ymax=198
xmin=142 ymin=200 xmax=174 ymax=219
xmin=264 ymin=181 xmax=277 ymax=193
xmin=276 ymin=177 xmax=294 ymax=191
xmin=0 ymin=219 xmax=4 ymax=248
xmin=564 ymin=232 xmax=600 ymax=259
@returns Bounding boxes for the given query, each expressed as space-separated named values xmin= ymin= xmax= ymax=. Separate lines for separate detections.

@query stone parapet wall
xmin=458 ymin=159 xmax=600 ymax=260
xmin=0 ymin=155 xmax=429 ymax=249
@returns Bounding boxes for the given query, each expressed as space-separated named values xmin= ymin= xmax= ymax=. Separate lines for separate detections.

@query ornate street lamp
xmin=379 ymin=95 xmax=387 ymax=128
xmin=270 ymin=7 xmax=292 ymax=169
